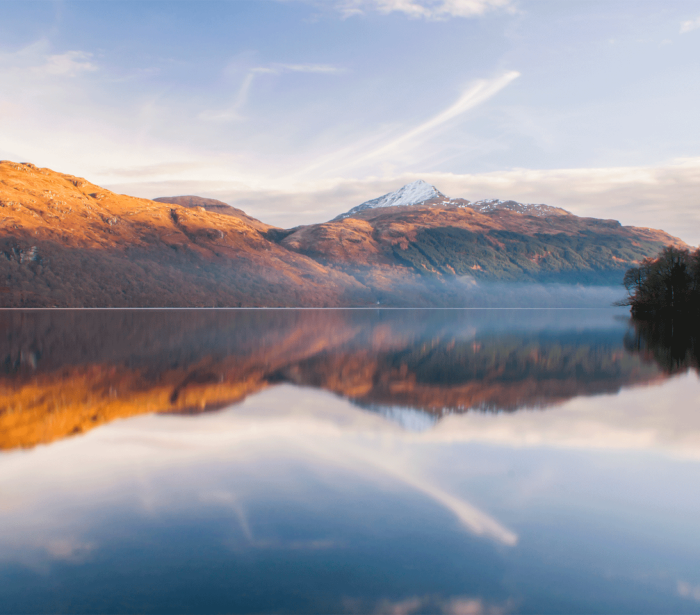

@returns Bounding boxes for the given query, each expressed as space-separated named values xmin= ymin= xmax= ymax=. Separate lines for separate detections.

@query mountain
xmin=0 ymin=161 xmax=369 ymax=307
xmin=334 ymin=179 xmax=447 ymax=219
xmin=334 ymin=179 xmax=570 ymax=220
xmin=0 ymin=161 xmax=689 ymax=307
xmin=281 ymin=180 xmax=685 ymax=289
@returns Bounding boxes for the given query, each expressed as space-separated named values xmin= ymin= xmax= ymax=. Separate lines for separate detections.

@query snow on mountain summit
xmin=369 ymin=180 xmax=443 ymax=208
xmin=335 ymin=180 xmax=445 ymax=219
xmin=334 ymin=180 xmax=572 ymax=220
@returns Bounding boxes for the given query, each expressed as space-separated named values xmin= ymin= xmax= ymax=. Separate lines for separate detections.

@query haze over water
xmin=0 ymin=308 xmax=699 ymax=614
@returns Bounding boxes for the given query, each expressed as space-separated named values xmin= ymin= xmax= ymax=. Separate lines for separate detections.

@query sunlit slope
xmin=153 ymin=195 xmax=269 ymax=230
xmin=0 ymin=161 xmax=689 ymax=306
xmin=0 ymin=310 xmax=664 ymax=449
xmin=281 ymin=203 xmax=686 ymax=284
xmin=0 ymin=161 xmax=370 ymax=307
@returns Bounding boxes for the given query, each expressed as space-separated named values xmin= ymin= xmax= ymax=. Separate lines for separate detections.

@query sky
xmin=1 ymin=0 xmax=699 ymax=244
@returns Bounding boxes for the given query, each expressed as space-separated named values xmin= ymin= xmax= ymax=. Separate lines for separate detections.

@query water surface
xmin=0 ymin=309 xmax=698 ymax=614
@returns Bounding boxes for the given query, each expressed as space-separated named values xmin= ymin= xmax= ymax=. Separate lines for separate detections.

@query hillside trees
xmin=621 ymin=246 xmax=700 ymax=316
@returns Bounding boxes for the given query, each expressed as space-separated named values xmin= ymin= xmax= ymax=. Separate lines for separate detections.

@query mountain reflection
xmin=0 ymin=309 xmax=663 ymax=449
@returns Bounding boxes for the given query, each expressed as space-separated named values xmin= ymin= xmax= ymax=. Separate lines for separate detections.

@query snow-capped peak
xmin=368 ymin=180 xmax=442 ymax=208
xmin=335 ymin=180 xmax=444 ymax=219
xmin=333 ymin=180 xmax=572 ymax=221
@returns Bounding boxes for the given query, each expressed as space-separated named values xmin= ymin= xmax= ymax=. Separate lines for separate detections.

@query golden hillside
xmin=0 ymin=161 xmax=370 ymax=306
xmin=0 ymin=160 xmax=689 ymax=307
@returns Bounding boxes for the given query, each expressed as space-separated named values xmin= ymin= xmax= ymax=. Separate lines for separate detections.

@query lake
xmin=0 ymin=308 xmax=699 ymax=614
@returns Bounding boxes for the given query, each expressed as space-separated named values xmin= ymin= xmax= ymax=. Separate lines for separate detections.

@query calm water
xmin=0 ymin=308 xmax=699 ymax=614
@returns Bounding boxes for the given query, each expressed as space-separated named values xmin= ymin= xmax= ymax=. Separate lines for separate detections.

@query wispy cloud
xmin=356 ymin=70 xmax=519 ymax=164
xmin=680 ymin=16 xmax=700 ymax=33
xmin=36 ymin=50 xmax=97 ymax=77
xmin=678 ymin=580 xmax=700 ymax=602
xmin=44 ymin=537 xmax=96 ymax=562
xmin=199 ymin=61 xmax=343 ymax=122
xmin=371 ymin=595 xmax=512 ymax=615
xmin=0 ymin=42 xmax=97 ymax=79
xmin=335 ymin=0 xmax=512 ymax=19
xmin=301 ymin=70 xmax=519 ymax=174
xmin=274 ymin=63 xmax=344 ymax=73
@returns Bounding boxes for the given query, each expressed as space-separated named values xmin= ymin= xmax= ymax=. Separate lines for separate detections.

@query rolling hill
xmin=0 ymin=161 xmax=369 ymax=307
xmin=0 ymin=161 xmax=687 ymax=307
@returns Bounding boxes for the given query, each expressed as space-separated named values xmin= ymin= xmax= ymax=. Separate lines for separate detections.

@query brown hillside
xmin=0 ymin=161 xmax=371 ymax=307
xmin=153 ymin=195 xmax=269 ymax=231
xmin=0 ymin=161 xmax=690 ymax=307
xmin=281 ymin=203 xmax=686 ymax=285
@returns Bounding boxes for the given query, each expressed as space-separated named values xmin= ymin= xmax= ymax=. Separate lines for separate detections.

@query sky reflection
xmin=1 ymin=309 xmax=699 ymax=613
xmin=0 ymin=373 xmax=699 ymax=612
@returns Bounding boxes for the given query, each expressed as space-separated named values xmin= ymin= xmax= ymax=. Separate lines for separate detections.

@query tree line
xmin=621 ymin=246 xmax=700 ymax=316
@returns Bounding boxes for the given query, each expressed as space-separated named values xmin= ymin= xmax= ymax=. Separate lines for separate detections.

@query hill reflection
xmin=0 ymin=309 xmax=664 ymax=449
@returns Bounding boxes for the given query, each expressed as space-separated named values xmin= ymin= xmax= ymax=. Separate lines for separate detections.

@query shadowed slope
xmin=282 ymin=202 xmax=686 ymax=286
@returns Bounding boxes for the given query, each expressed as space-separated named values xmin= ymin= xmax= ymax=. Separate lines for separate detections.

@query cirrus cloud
xmin=0 ymin=41 xmax=97 ymax=79
xmin=199 ymin=61 xmax=344 ymax=122
xmin=334 ymin=0 xmax=513 ymax=19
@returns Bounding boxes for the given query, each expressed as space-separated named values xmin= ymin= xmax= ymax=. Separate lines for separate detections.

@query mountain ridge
xmin=279 ymin=180 xmax=684 ymax=287
xmin=152 ymin=195 xmax=270 ymax=231
xmin=332 ymin=179 xmax=572 ymax=221
xmin=0 ymin=160 xmax=688 ymax=307
xmin=0 ymin=160 xmax=369 ymax=307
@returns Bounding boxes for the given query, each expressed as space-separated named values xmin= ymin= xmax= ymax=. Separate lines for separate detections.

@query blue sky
xmin=1 ymin=0 xmax=699 ymax=243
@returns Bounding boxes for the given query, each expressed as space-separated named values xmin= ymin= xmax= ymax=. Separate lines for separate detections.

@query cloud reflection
xmin=360 ymin=594 xmax=513 ymax=615
xmin=0 ymin=385 xmax=518 ymax=551
xmin=678 ymin=581 xmax=700 ymax=602
xmin=1 ymin=367 xmax=699 ymax=568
